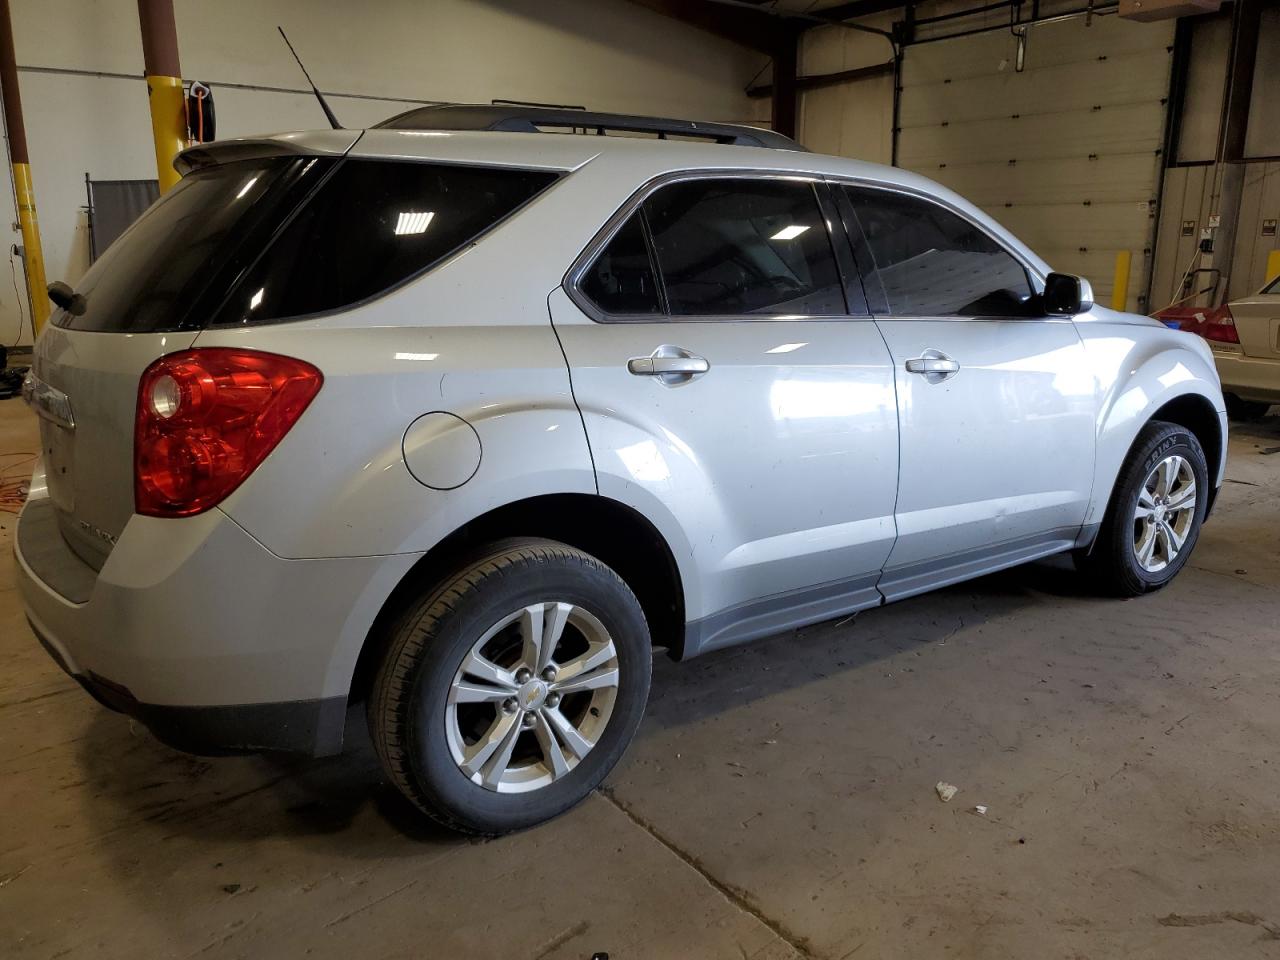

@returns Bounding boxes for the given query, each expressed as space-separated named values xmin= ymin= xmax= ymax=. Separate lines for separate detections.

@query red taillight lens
xmin=135 ymin=349 xmax=323 ymax=517
xmin=1200 ymin=305 xmax=1240 ymax=343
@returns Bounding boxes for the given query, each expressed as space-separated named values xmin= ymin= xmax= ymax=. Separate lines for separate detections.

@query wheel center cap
xmin=1154 ymin=504 xmax=1167 ymax=523
xmin=518 ymin=679 xmax=549 ymax=711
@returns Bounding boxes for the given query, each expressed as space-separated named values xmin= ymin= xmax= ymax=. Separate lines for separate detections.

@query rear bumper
xmin=1212 ymin=348 xmax=1280 ymax=403
xmin=28 ymin=619 xmax=343 ymax=755
xmin=15 ymin=493 xmax=414 ymax=756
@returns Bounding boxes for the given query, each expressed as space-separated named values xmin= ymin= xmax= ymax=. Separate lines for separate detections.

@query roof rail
xmin=374 ymin=103 xmax=804 ymax=151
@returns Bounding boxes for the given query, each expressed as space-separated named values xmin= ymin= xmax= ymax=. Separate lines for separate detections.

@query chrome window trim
xmin=563 ymin=168 xmax=868 ymax=325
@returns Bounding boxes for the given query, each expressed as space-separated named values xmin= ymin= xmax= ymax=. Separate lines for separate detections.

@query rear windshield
xmin=55 ymin=157 xmax=314 ymax=333
xmin=55 ymin=157 xmax=558 ymax=333
xmin=211 ymin=160 xmax=558 ymax=326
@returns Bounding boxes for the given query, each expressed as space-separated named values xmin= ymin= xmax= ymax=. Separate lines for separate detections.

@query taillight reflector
xmin=135 ymin=348 xmax=322 ymax=517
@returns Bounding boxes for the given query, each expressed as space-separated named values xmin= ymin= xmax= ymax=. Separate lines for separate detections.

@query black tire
xmin=1076 ymin=421 xmax=1208 ymax=597
xmin=1224 ymin=394 xmax=1271 ymax=422
xmin=368 ymin=538 xmax=651 ymax=835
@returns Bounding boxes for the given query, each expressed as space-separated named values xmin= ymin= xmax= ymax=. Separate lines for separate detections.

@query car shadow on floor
xmin=1227 ymin=412 xmax=1280 ymax=447
xmin=70 ymin=553 xmax=1108 ymax=853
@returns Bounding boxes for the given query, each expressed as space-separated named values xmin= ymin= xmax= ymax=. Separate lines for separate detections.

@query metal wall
xmin=1151 ymin=161 xmax=1280 ymax=308
xmin=897 ymin=14 xmax=1175 ymax=311
xmin=1149 ymin=6 xmax=1280 ymax=308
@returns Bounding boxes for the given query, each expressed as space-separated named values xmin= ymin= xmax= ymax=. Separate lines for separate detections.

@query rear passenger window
xmin=580 ymin=213 xmax=662 ymax=315
xmin=643 ymin=179 xmax=845 ymax=317
xmin=213 ymin=160 xmax=558 ymax=325
xmin=844 ymin=187 xmax=1035 ymax=317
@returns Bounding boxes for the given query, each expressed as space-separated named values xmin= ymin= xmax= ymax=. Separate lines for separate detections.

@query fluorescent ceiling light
xmin=248 ymin=288 xmax=264 ymax=310
xmin=394 ymin=352 xmax=439 ymax=361
xmin=394 ymin=211 xmax=435 ymax=236
xmin=235 ymin=176 xmax=260 ymax=200
xmin=766 ymin=342 xmax=807 ymax=354
xmin=770 ymin=225 xmax=810 ymax=241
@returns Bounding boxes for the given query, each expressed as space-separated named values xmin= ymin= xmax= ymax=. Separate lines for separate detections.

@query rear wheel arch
xmin=349 ymin=493 xmax=687 ymax=704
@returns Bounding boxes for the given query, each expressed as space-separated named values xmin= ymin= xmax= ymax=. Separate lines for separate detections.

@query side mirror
xmin=1042 ymin=273 xmax=1094 ymax=317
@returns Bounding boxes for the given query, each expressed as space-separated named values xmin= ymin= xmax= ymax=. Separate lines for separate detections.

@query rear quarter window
xmin=55 ymin=157 xmax=312 ymax=333
xmin=211 ymin=160 xmax=559 ymax=326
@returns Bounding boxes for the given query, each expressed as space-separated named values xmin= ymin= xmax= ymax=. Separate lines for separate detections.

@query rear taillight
xmin=135 ymin=349 xmax=322 ymax=517
xmin=1200 ymin=304 xmax=1240 ymax=344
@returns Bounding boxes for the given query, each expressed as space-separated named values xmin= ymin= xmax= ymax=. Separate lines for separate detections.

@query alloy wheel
xmin=445 ymin=602 xmax=620 ymax=793
xmin=1132 ymin=454 xmax=1197 ymax=573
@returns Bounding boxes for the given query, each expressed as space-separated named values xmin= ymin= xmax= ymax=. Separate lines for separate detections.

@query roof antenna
xmin=277 ymin=26 xmax=341 ymax=130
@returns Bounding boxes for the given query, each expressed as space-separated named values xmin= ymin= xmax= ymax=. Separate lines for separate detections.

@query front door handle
xmin=628 ymin=346 xmax=710 ymax=385
xmin=905 ymin=351 xmax=959 ymax=383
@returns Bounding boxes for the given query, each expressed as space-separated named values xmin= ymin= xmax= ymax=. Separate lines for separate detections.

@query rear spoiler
xmin=174 ymin=130 xmax=362 ymax=175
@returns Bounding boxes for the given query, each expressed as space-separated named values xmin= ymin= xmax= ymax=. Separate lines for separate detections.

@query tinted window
xmin=643 ymin=179 xmax=845 ymax=317
xmin=845 ymin=187 xmax=1035 ymax=317
xmin=56 ymin=158 xmax=309 ymax=332
xmin=1264 ymin=274 xmax=1280 ymax=295
xmin=580 ymin=213 xmax=662 ymax=314
xmin=213 ymin=160 xmax=558 ymax=325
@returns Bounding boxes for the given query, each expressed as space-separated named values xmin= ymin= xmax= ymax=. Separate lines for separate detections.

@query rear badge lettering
xmin=77 ymin=520 xmax=117 ymax=546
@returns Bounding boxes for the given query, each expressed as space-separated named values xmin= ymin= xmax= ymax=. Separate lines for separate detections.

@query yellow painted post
xmin=1111 ymin=250 xmax=1132 ymax=311
xmin=1266 ymin=249 xmax=1280 ymax=285
xmin=12 ymin=162 xmax=47 ymax=330
xmin=0 ymin=0 xmax=49 ymax=335
xmin=137 ymin=0 xmax=185 ymax=194
xmin=144 ymin=74 xmax=185 ymax=193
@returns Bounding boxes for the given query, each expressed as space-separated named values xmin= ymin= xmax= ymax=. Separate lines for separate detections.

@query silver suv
xmin=16 ymin=106 xmax=1226 ymax=834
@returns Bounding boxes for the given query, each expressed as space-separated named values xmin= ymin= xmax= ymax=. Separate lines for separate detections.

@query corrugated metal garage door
xmin=897 ymin=15 xmax=1174 ymax=311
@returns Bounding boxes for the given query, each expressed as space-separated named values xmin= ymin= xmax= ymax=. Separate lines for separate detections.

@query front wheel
xmin=1076 ymin=421 xmax=1208 ymax=596
xmin=369 ymin=539 xmax=652 ymax=835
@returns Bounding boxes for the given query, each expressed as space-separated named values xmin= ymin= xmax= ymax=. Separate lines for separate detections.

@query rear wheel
xmin=1076 ymin=421 xmax=1207 ymax=596
xmin=369 ymin=539 xmax=651 ymax=835
xmin=1224 ymin=394 xmax=1271 ymax=421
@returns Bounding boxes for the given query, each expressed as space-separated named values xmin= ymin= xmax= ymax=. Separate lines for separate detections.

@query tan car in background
xmin=1211 ymin=275 xmax=1280 ymax=420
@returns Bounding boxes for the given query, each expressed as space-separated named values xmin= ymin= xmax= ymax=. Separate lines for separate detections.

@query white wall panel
xmin=898 ymin=15 xmax=1174 ymax=312
xmin=0 ymin=0 xmax=767 ymax=345
xmin=797 ymin=13 xmax=897 ymax=164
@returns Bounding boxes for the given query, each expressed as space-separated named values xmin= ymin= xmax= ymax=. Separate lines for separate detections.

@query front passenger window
xmin=844 ymin=187 xmax=1036 ymax=318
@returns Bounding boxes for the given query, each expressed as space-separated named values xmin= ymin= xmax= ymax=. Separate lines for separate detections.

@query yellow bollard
xmin=1266 ymin=249 xmax=1280 ymax=286
xmin=1111 ymin=250 xmax=1131 ymax=311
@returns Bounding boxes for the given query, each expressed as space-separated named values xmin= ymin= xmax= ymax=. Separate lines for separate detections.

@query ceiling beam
xmin=812 ymin=0 xmax=910 ymax=24
xmin=623 ymin=0 xmax=780 ymax=54
xmin=747 ymin=59 xmax=896 ymax=98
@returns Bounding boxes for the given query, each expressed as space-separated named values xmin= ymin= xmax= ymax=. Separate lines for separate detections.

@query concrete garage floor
xmin=2 ymin=398 xmax=1279 ymax=960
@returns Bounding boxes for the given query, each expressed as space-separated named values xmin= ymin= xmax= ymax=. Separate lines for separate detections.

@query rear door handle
xmin=628 ymin=347 xmax=710 ymax=384
xmin=904 ymin=357 xmax=959 ymax=374
xmin=904 ymin=351 xmax=959 ymax=383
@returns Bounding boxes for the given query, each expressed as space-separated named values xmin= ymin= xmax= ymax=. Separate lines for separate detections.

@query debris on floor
xmin=935 ymin=781 xmax=959 ymax=803
xmin=974 ymin=805 xmax=988 ymax=816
